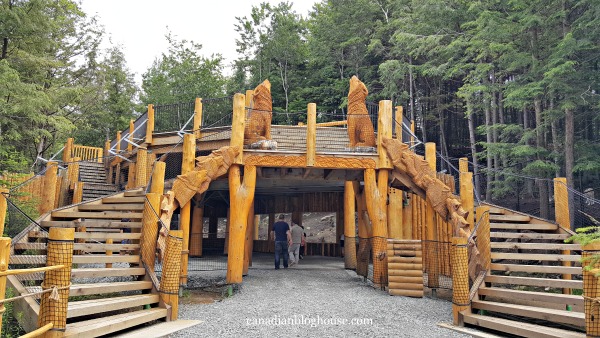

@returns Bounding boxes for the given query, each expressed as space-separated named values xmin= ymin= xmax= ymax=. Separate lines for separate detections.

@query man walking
xmin=271 ymin=214 xmax=291 ymax=269
xmin=288 ymin=221 xmax=304 ymax=266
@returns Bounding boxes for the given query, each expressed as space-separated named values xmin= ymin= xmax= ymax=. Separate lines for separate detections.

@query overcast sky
xmin=79 ymin=0 xmax=319 ymax=85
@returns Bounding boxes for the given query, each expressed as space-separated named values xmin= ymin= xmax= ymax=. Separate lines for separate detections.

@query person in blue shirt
xmin=271 ymin=213 xmax=291 ymax=269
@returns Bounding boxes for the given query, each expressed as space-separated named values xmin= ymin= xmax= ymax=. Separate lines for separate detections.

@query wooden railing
xmin=70 ymin=144 xmax=103 ymax=162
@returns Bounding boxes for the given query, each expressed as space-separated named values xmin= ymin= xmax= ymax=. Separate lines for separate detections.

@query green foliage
xmin=1 ymin=287 xmax=25 ymax=337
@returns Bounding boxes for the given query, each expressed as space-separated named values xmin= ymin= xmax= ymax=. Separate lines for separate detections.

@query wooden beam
xmin=146 ymin=104 xmax=154 ymax=144
xmin=231 ymin=93 xmax=246 ymax=164
xmin=306 ymin=103 xmax=316 ymax=167
xmin=343 ymin=181 xmax=357 ymax=270
xmin=193 ymin=98 xmax=203 ymax=139
xmin=554 ymin=177 xmax=572 ymax=294
xmin=150 ymin=161 xmax=166 ymax=194
xmin=40 ymin=162 xmax=58 ymax=214
xmin=387 ymin=187 xmax=403 ymax=239
xmin=135 ymin=149 xmax=148 ymax=188
xmin=179 ymin=133 xmax=196 ymax=285
xmin=394 ymin=106 xmax=403 ymax=140
xmin=378 ymin=100 xmax=393 ymax=169
xmin=0 ymin=189 xmax=8 ymax=236
xmin=364 ymin=168 xmax=389 ymax=288
xmin=460 ymin=172 xmax=474 ymax=231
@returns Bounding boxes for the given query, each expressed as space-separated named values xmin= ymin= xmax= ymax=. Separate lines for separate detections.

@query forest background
xmin=1 ymin=0 xmax=599 ymax=217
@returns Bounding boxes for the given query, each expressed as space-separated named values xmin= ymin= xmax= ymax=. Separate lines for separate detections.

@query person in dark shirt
xmin=271 ymin=213 xmax=291 ymax=269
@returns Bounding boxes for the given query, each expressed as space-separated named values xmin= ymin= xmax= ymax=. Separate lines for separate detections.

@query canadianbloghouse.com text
xmin=245 ymin=315 xmax=373 ymax=328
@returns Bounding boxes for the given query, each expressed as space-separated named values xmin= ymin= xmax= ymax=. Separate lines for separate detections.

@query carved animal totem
xmin=347 ymin=76 xmax=376 ymax=148
xmin=244 ymin=79 xmax=277 ymax=149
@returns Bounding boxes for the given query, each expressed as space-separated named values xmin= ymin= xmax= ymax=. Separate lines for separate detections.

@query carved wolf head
xmin=349 ymin=75 xmax=368 ymax=101
xmin=252 ymin=79 xmax=272 ymax=111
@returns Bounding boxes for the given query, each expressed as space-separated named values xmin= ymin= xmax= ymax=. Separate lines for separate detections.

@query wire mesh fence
xmin=422 ymin=240 xmax=453 ymax=290
xmin=569 ymin=185 xmax=600 ymax=232
xmin=203 ymin=96 xmax=233 ymax=128
xmin=154 ymin=101 xmax=195 ymax=133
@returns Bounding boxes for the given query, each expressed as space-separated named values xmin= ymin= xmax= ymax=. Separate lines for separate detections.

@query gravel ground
xmin=173 ymin=254 xmax=470 ymax=337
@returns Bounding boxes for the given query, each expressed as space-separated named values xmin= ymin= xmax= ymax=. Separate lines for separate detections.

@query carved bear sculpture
xmin=347 ymin=76 xmax=376 ymax=148
xmin=244 ymin=79 xmax=276 ymax=149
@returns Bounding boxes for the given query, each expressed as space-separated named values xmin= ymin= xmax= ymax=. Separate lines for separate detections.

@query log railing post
xmin=160 ymin=230 xmax=183 ymax=321
xmin=63 ymin=138 xmax=73 ymax=163
xmin=394 ymin=106 xmax=403 ymax=140
xmin=460 ymin=171 xmax=475 ymax=231
xmin=40 ymin=162 xmax=58 ymax=214
xmin=475 ymin=205 xmax=491 ymax=271
xmin=126 ymin=162 xmax=136 ymax=190
xmin=424 ymin=143 xmax=439 ymax=289
xmin=179 ymin=134 xmax=196 ymax=285
xmin=0 ymin=189 xmax=8 ymax=236
xmin=364 ymin=168 xmax=389 ymax=288
xmin=72 ymin=182 xmax=84 ymax=204
xmin=150 ymin=161 xmax=166 ymax=195
xmin=193 ymin=98 xmax=203 ymax=139
xmin=459 ymin=157 xmax=469 ymax=174
xmin=141 ymin=193 xmax=161 ymax=271
xmin=343 ymin=181 xmax=357 ymax=270
xmin=146 ymin=104 xmax=154 ymax=144
xmin=135 ymin=149 xmax=148 ymax=188
xmin=0 ymin=237 xmax=9 ymax=335
xmin=226 ymin=165 xmax=256 ymax=284
xmin=554 ymin=177 xmax=572 ymax=294
xmin=583 ymin=243 xmax=600 ymax=337
xmin=387 ymin=187 xmax=403 ymax=240
xmin=231 ymin=93 xmax=246 ymax=164
xmin=378 ymin=100 xmax=393 ymax=169
xmin=451 ymin=236 xmax=470 ymax=325
xmin=38 ymin=227 xmax=74 ymax=337
xmin=306 ymin=103 xmax=316 ymax=167
xmin=127 ymin=119 xmax=134 ymax=153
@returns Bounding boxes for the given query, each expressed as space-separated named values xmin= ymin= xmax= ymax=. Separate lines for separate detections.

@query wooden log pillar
xmin=190 ymin=205 xmax=203 ymax=257
xmin=0 ymin=237 xmax=9 ymax=335
xmin=387 ymin=187 xmax=403 ymax=239
xmin=231 ymin=93 xmax=246 ymax=164
xmin=460 ymin=171 xmax=475 ymax=231
xmin=583 ymin=243 xmax=600 ymax=337
xmin=72 ymin=182 xmax=84 ymax=204
xmin=127 ymin=119 xmax=134 ymax=152
xmin=146 ymin=104 xmax=154 ymax=144
xmin=378 ymin=100 xmax=393 ymax=169
xmin=554 ymin=177 xmax=572 ymax=294
xmin=160 ymin=230 xmax=183 ymax=321
xmin=40 ymin=162 xmax=58 ymax=214
xmin=179 ymin=133 xmax=196 ymax=285
xmin=193 ymin=98 xmax=203 ymax=139
xmin=475 ymin=205 xmax=491 ymax=271
xmin=343 ymin=181 xmax=357 ymax=270
xmin=0 ymin=189 xmax=8 ymax=236
xmin=253 ymin=215 xmax=260 ymax=241
xmin=243 ymin=201 xmax=255 ymax=275
xmin=459 ymin=157 xmax=469 ymax=174
xmin=126 ymin=162 xmax=136 ymax=190
xmin=150 ymin=161 xmax=166 ymax=195
xmin=227 ymin=165 xmax=256 ymax=284
xmin=451 ymin=236 xmax=470 ymax=325
xmin=306 ymin=103 xmax=316 ymax=167
xmin=354 ymin=182 xmax=372 ymax=277
xmin=141 ymin=193 xmax=161 ymax=270
xmin=425 ymin=142 xmax=439 ymax=288
xmin=38 ymin=227 xmax=74 ymax=337
xmin=364 ymin=168 xmax=389 ymax=288
xmin=394 ymin=106 xmax=403 ymax=140
xmin=104 ymin=140 xmax=111 ymax=174
xmin=63 ymin=137 xmax=73 ymax=162
xmin=135 ymin=149 xmax=148 ymax=188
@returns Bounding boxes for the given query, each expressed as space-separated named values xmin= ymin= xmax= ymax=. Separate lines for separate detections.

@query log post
xmin=127 ymin=119 xmax=134 ymax=152
xmin=343 ymin=181 xmax=357 ymax=270
xmin=0 ymin=237 xmax=9 ymax=334
xmin=150 ymin=161 xmax=166 ymax=195
xmin=190 ymin=204 xmax=203 ymax=257
xmin=460 ymin=172 xmax=475 ymax=231
xmin=459 ymin=157 xmax=469 ymax=174
xmin=475 ymin=206 xmax=491 ymax=271
xmin=146 ymin=104 xmax=154 ymax=144
xmin=387 ymin=187 xmax=403 ymax=239
xmin=424 ymin=143 xmax=439 ymax=288
xmin=231 ymin=93 xmax=246 ymax=164
xmin=72 ymin=182 xmax=84 ymax=204
xmin=141 ymin=193 xmax=161 ymax=270
xmin=306 ymin=103 xmax=316 ymax=167
xmin=451 ymin=236 xmax=470 ymax=325
xmin=554 ymin=177 xmax=572 ymax=294
xmin=40 ymin=162 xmax=58 ymax=214
xmin=394 ymin=106 xmax=403 ymax=140
xmin=0 ymin=189 xmax=8 ymax=236
xmin=364 ymin=168 xmax=389 ymax=288
xmin=193 ymin=98 xmax=203 ymax=139
xmin=104 ymin=140 xmax=111 ymax=172
xmin=378 ymin=100 xmax=393 ymax=169
xmin=63 ymin=138 xmax=73 ymax=162
xmin=179 ymin=133 xmax=196 ymax=285
xmin=354 ymin=182 xmax=372 ymax=277
xmin=38 ymin=227 xmax=74 ymax=337
xmin=135 ymin=149 xmax=148 ymax=188
xmin=243 ymin=200 xmax=255 ymax=275
xmin=160 ymin=230 xmax=183 ymax=321
xmin=227 ymin=165 xmax=256 ymax=284
xmin=126 ymin=162 xmax=136 ymax=190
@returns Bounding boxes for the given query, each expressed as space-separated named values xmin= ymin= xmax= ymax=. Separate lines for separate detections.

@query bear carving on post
xmin=244 ymin=79 xmax=277 ymax=150
xmin=347 ymin=76 xmax=376 ymax=149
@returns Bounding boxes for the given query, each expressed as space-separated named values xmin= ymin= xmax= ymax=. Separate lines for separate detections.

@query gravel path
xmin=174 ymin=254 xmax=470 ymax=337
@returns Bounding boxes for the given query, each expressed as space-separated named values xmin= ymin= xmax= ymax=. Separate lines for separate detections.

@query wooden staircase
xmin=8 ymin=188 xmax=199 ymax=337
xmin=77 ymin=161 xmax=117 ymax=201
xmin=461 ymin=205 xmax=585 ymax=337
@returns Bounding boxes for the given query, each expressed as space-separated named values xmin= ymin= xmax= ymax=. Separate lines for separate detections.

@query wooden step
xmin=478 ymin=286 xmax=583 ymax=307
xmin=490 ymin=223 xmax=557 ymax=231
xmin=491 ymin=252 xmax=581 ymax=262
xmin=462 ymin=313 xmax=585 ymax=338
xmin=490 ymin=215 xmax=532 ymax=223
xmin=103 ymin=196 xmax=146 ymax=204
xmin=77 ymin=204 xmax=145 ymax=211
xmin=491 ymin=243 xmax=581 ymax=250
xmin=490 ymin=232 xmax=570 ymax=240
xmin=41 ymin=220 xmax=142 ymax=228
xmin=51 ymin=211 xmax=143 ymax=219
xmin=71 ymin=267 xmax=145 ymax=279
xmin=70 ymin=281 xmax=152 ymax=296
xmin=64 ymin=308 xmax=167 ymax=338
xmin=471 ymin=300 xmax=585 ymax=327
xmin=486 ymin=275 xmax=583 ymax=289
xmin=68 ymin=294 xmax=160 ymax=318
xmin=124 ymin=190 xmax=145 ymax=197
xmin=10 ymin=255 xmax=140 ymax=265
xmin=488 ymin=207 xmax=505 ymax=215
xmin=490 ymin=263 xmax=582 ymax=275
xmin=112 ymin=319 xmax=201 ymax=338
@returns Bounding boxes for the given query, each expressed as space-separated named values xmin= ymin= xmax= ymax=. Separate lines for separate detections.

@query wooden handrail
xmin=20 ymin=323 xmax=53 ymax=338
xmin=71 ymin=144 xmax=103 ymax=163
xmin=315 ymin=120 xmax=347 ymax=127
xmin=0 ymin=265 xmax=65 ymax=277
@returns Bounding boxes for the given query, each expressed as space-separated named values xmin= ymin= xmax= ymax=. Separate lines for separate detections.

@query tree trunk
xmin=409 ymin=56 xmax=415 ymax=122
xmin=485 ymin=97 xmax=493 ymax=202
xmin=565 ymin=108 xmax=574 ymax=187
xmin=466 ymin=98 xmax=481 ymax=201
xmin=534 ymin=98 xmax=549 ymax=218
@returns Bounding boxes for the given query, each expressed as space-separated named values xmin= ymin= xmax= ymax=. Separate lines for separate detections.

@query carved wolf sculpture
xmin=244 ymin=80 xmax=276 ymax=149
xmin=347 ymin=76 xmax=376 ymax=148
